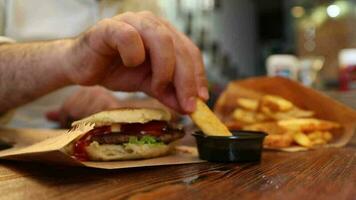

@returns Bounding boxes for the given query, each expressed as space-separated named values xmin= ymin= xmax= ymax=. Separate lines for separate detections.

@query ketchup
xmin=73 ymin=126 xmax=111 ymax=161
xmin=72 ymin=121 xmax=168 ymax=161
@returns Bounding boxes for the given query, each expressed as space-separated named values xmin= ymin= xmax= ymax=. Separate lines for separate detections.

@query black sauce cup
xmin=192 ymin=130 xmax=267 ymax=162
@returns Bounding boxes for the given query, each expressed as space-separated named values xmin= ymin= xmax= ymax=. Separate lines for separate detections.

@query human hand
xmin=64 ymin=11 xmax=209 ymax=113
xmin=46 ymin=86 xmax=119 ymax=128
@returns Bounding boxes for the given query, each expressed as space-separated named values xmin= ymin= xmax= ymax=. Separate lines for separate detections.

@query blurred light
xmin=311 ymin=6 xmax=328 ymax=26
xmin=334 ymin=1 xmax=351 ymax=16
xmin=327 ymin=5 xmax=341 ymax=18
xmin=291 ymin=6 xmax=305 ymax=18
xmin=202 ymin=0 xmax=215 ymax=11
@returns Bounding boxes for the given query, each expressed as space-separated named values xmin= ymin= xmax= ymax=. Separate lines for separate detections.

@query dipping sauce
xmin=193 ymin=130 xmax=266 ymax=162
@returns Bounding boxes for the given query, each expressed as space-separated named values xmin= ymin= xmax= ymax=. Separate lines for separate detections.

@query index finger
xmin=114 ymin=13 xmax=176 ymax=95
xmin=159 ymin=18 xmax=209 ymax=101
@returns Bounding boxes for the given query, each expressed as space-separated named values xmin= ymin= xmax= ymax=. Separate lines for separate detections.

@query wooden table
xmin=0 ymin=132 xmax=354 ymax=200
xmin=0 ymin=91 xmax=355 ymax=200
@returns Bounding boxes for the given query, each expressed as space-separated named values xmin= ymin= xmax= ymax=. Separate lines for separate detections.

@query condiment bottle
xmin=266 ymin=55 xmax=299 ymax=80
xmin=339 ymin=49 xmax=356 ymax=91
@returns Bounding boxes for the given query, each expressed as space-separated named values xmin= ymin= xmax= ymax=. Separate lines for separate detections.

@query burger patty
xmin=91 ymin=130 xmax=185 ymax=145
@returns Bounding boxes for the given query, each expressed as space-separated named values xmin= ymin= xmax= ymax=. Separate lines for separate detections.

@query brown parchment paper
xmin=214 ymin=76 xmax=356 ymax=152
xmin=0 ymin=125 xmax=203 ymax=169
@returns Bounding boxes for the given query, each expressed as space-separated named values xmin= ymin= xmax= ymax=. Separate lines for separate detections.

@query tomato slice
xmin=121 ymin=121 xmax=168 ymax=136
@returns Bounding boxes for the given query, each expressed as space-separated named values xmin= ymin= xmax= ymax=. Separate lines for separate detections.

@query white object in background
xmin=339 ymin=49 xmax=356 ymax=68
xmin=338 ymin=49 xmax=356 ymax=90
xmin=266 ymin=55 xmax=299 ymax=80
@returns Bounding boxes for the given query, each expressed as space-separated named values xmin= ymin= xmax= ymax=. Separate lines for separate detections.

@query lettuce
xmin=128 ymin=136 xmax=163 ymax=145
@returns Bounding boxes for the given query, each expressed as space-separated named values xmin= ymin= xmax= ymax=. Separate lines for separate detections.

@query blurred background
xmin=2 ymin=0 xmax=355 ymax=124
xmin=157 ymin=0 xmax=356 ymax=105
xmin=3 ymin=0 xmax=356 ymax=88
xmin=3 ymin=0 xmax=356 ymax=93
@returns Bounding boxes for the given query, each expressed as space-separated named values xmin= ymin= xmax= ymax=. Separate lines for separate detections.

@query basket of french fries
xmin=214 ymin=77 xmax=356 ymax=152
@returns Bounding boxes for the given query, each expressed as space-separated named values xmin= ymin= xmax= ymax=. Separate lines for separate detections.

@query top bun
xmin=72 ymin=108 xmax=171 ymax=127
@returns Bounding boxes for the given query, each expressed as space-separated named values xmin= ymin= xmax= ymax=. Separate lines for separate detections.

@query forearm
xmin=0 ymin=40 xmax=74 ymax=113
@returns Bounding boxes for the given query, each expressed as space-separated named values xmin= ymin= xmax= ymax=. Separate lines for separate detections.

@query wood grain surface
xmin=0 ymin=133 xmax=354 ymax=200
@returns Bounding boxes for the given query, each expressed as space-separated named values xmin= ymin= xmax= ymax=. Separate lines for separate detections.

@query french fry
xmin=262 ymin=108 xmax=314 ymax=120
xmin=278 ymin=118 xmax=340 ymax=132
xmin=190 ymin=99 xmax=232 ymax=136
xmin=236 ymin=98 xmax=259 ymax=111
xmin=312 ymin=138 xmax=327 ymax=146
xmin=259 ymin=95 xmax=294 ymax=112
xmin=308 ymin=131 xmax=333 ymax=142
xmin=225 ymin=120 xmax=244 ymax=130
xmin=232 ymin=109 xmax=257 ymax=124
xmin=307 ymin=131 xmax=323 ymax=141
xmin=307 ymin=131 xmax=328 ymax=146
xmin=243 ymin=122 xmax=287 ymax=135
xmin=293 ymin=132 xmax=312 ymax=147
xmin=256 ymin=113 xmax=268 ymax=122
xmin=289 ymin=108 xmax=315 ymax=118
xmin=264 ymin=133 xmax=294 ymax=148
xmin=322 ymin=131 xmax=333 ymax=142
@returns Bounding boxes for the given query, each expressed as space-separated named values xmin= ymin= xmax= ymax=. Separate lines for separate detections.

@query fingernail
xmin=185 ymin=97 xmax=197 ymax=113
xmin=199 ymin=87 xmax=209 ymax=100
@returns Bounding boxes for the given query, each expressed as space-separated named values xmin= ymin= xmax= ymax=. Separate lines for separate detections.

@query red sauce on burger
xmin=73 ymin=121 xmax=168 ymax=161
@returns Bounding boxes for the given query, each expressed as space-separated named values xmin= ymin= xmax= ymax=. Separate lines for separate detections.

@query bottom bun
xmin=84 ymin=141 xmax=175 ymax=161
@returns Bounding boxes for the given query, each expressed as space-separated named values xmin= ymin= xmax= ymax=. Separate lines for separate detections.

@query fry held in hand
xmin=190 ymin=99 xmax=232 ymax=136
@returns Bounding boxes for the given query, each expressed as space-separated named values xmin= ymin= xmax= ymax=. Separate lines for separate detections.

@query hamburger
xmin=65 ymin=108 xmax=185 ymax=161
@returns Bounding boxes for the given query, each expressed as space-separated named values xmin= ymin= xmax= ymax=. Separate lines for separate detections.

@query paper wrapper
xmin=0 ymin=124 xmax=202 ymax=169
xmin=214 ymin=77 xmax=356 ymax=152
